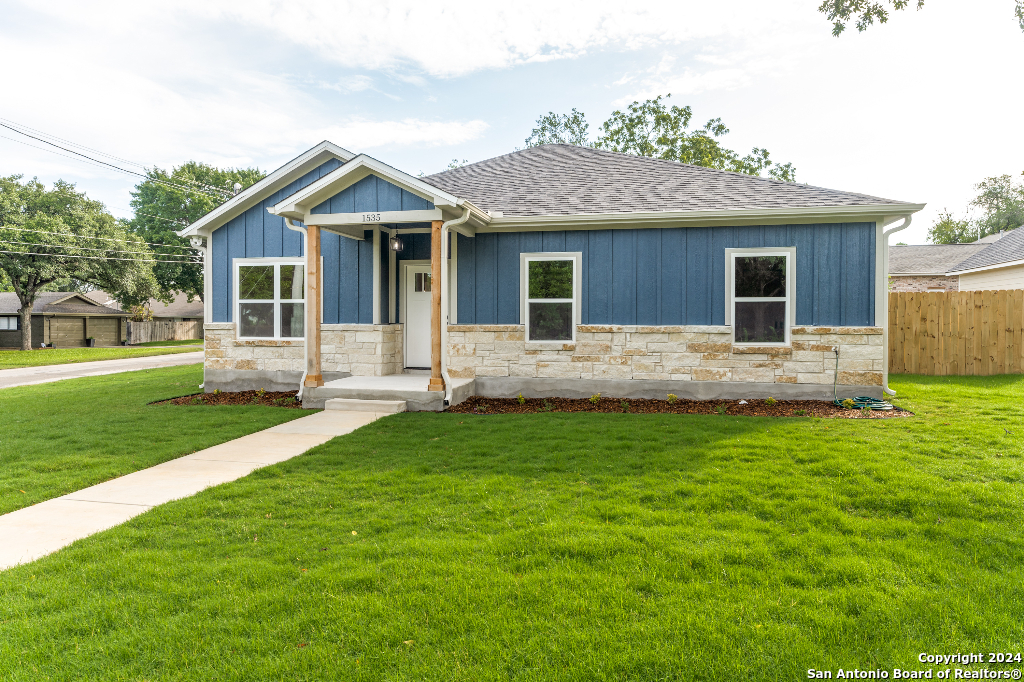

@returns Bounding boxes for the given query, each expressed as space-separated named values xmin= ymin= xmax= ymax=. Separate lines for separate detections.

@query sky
xmin=0 ymin=0 xmax=1022 ymax=245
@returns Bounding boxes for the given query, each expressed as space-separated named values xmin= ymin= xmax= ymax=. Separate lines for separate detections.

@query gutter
xmin=881 ymin=215 xmax=912 ymax=397
xmin=284 ymin=217 xmax=310 ymax=399
xmin=439 ymin=206 xmax=472 ymax=403
xmin=946 ymin=257 xmax=1024 ymax=276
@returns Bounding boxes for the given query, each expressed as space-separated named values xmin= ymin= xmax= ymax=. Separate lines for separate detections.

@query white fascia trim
xmin=480 ymin=203 xmax=926 ymax=231
xmin=946 ymin=258 xmax=1024 ymax=276
xmin=891 ymin=272 xmax=958 ymax=277
xmin=269 ymin=155 xmax=462 ymax=219
xmin=177 ymin=141 xmax=356 ymax=238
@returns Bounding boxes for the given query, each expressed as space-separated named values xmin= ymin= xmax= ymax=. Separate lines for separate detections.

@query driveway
xmin=0 ymin=351 xmax=204 ymax=390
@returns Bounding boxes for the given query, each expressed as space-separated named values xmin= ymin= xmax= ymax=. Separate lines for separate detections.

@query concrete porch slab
xmin=325 ymin=398 xmax=407 ymax=413
xmin=303 ymin=374 xmax=474 ymax=411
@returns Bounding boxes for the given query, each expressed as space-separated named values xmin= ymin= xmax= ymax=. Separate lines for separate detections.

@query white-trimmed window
xmin=0 ymin=316 xmax=20 ymax=331
xmin=726 ymin=248 xmax=794 ymax=346
xmin=521 ymin=252 xmax=581 ymax=342
xmin=235 ymin=259 xmax=305 ymax=339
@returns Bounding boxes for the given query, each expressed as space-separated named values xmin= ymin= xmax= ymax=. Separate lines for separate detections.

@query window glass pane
xmin=239 ymin=302 xmax=274 ymax=337
xmin=279 ymin=265 xmax=305 ymax=300
xmin=239 ymin=266 xmax=274 ymax=300
xmin=281 ymin=303 xmax=304 ymax=338
xmin=529 ymin=260 xmax=573 ymax=299
xmin=734 ymin=301 xmax=787 ymax=343
xmin=735 ymin=256 xmax=786 ymax=298
xmin=414 ymin=273 xmax=431 ymax=293
xmin=529 ymin=302 xmax=573 ymax=341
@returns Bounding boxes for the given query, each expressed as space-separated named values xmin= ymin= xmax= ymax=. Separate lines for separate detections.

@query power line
xmin=0 ymin=225 xmax=198 ymax=252
xmin=0 ymin=249 xmax=201 ymax=264
xmin=0 ymin=122 xmax=229 ymax=200
xmin=0 ymin=116 xmax=150 ymax=169
xmin=0 ymin=239 xmax=200 ymax=261
xmin=0 ymin=132 xmax=226 ymax=202
xmin=107 ymin=206 xmax=189 ymax=227
xmin=0 ymin=118 xmax=233 ymax=197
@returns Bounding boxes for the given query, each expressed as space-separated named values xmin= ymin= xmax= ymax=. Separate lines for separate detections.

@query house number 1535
xmin=361 ymin=213 xmax=381 ymax=222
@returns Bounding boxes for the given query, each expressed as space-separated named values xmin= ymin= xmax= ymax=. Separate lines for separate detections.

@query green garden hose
xmin=832 ymin=348 xmax=893 ymax=410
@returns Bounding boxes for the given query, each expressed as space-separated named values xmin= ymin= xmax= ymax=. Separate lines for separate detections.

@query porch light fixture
xmin=389 ymin=236 xmax=403 ymax=252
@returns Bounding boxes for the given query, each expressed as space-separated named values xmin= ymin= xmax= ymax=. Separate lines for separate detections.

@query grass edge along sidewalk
xmin=0 ymin=375 xmax=1021 ymax=680
xmin=0 ymin=346 xmax=201 ymax=370
xmin=0 ymin=364 xmax=309 ymax=515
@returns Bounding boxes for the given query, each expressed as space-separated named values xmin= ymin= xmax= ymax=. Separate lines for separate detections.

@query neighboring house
xmin=146 ymin=292 xmax=204 ymax=322
xmin=180 ymin=141 xmax=925 ymax=409
xmin=946 ymin=228 xmax=1024 ymax=290
xmin=888 ymin=244 xmax=987 ymax=291
xmin=86 ymin=290 xmax=204 ymax=321
xmin=0 ymin=292 xmax=129 ymax=348
xmin=888 ymin=228 xmax=1024 ymax=292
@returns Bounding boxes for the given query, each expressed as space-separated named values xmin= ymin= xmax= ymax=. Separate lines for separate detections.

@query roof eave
xmin=268 ymin=155 xmax=462 ymax=220
xmin=178 ymin=141 xmax=356 ymax=238
xmin=478 ymin=203 xmax=926 ymax=231
xmin=946 ymin=257 xmax=1024 ymax=276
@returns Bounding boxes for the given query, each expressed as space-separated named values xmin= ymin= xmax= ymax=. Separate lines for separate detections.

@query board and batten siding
xmin=211 ymin=166 xmax=436 ymax=324
xmin=310 ymin=175 xmax=433 ymax=324
xmin=456 ymin=223 xmax=877 ymax=327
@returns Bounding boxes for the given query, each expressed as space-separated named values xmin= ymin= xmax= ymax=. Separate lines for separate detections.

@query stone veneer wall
xmin=204 ymin=323 xmax=403 ymax=377
xmin=447 ymin=324 xmax=883 ymax=386
xmin=889 ymin=275 xmax=959 ymax=292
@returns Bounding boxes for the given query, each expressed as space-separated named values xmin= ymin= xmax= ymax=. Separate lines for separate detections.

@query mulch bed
xmin=153 ymin=390 xmax=308 ymax=409
xmin=447 ymin=396 xmax=912 ymax=419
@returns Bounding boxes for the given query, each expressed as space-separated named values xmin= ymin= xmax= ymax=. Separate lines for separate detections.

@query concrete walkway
xmin=0 ymin=351 xmax=203 ymax=390
xmin=0 ymin=408 xmax=386 ymax=570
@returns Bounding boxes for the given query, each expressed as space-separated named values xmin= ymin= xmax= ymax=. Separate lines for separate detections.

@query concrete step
xmin=324 ymin=398 xmax=407 ymax=413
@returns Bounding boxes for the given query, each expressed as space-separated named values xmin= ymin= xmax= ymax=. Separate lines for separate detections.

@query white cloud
xmin=15 ymin=0 xmax=809 ymax=79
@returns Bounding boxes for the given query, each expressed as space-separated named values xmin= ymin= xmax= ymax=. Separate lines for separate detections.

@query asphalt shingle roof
xmin=423 ymin=144 xmax=910 ymax=217
xmin=0 ymin=292 xmax=126 ymax=315
xmin=947 ymin=228 xmax=1024 ymax=273
xmin=888 ymin=244 xmax=988 ymax=275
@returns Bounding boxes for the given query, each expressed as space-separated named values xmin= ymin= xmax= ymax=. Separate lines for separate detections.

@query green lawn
xmin=0 ymin=364 xmax=308 ymax=514
xmin=1 ymin=375 xmax=1022 ymax=680
xmin=0 ymin=346 xmax=200 ymax=369
xmin=131 ymin=339 xmax=205 ymax=347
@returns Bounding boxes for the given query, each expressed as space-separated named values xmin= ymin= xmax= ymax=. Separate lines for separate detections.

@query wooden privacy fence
xmin=888 ymin=290 xmax=1024 ymax=375
xmin=127 ymin=320 xmax=204 ymax=345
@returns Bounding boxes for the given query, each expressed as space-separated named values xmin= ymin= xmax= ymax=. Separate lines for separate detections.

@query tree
xmin=971 ymin=174 xmax=1024 ymax=236
xmin=128 ymin=162 xmax=264 ymax=305
xmin=526 ymin=96 xmax=796 ymax=181
xmin=927 ymin=173 xmax=1024 ymax=244
xmin=819 ymin=0 xmax=1024 ymax=36
xmin=927 ymin=209 xmax=977 ymax=245
xmin=0 ymin=176 xmax=158 ymax=350
xmin=525 ymin=109 xmax=591 ymax=147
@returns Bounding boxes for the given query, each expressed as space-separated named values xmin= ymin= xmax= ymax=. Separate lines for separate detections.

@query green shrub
xmin=666 ymin=394 xmax=678 ymax=404
xmin=765 ymin=396 xmax=777 ymax=406
xmin=589 ymin=393 xmax=601 ymax=405
xmin=517 ymin=393 xmax=526 ymax=405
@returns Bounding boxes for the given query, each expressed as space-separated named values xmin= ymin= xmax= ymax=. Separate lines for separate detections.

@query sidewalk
xmin=0 ymin=408 xmax=387 ymax=570
xmin=0 ymin=351 xmax=203 ymax=390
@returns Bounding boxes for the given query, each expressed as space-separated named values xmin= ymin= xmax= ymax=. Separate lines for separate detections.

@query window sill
xmin=234 ymin=339 xmax=304 ymax=347
xmin=731 ymin=344 xmax=792 ymax=355
xmin=525 ymin=341 xmax=576 ymax=351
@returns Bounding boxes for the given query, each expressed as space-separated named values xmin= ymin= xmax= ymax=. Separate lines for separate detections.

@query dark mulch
xmin=447 ymin=396 xmax=912 ymax=419
xmin=153 ymin=390 xmax=308 ymax=409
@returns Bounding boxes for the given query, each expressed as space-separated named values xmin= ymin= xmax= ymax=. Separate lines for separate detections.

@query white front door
xmin=404 ymin=264 xmax=432 ymax=368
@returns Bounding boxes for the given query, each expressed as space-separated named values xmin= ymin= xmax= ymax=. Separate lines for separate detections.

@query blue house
xmin=180 ymin=141 xmax=923 ymax=410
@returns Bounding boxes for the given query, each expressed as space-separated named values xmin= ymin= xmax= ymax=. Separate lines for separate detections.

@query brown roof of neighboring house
xmin=888 ymin=244 xmax=988 ymax=275
xmin=0 ymin=292 xmax=128 ymax=316
xmin=149 ymin=292 xmax=204 ymax=319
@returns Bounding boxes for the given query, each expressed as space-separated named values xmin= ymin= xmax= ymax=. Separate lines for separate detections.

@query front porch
xmin=302 ymin=373 xmax=476 ymax=412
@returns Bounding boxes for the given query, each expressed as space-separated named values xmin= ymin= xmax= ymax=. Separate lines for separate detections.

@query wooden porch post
xmin=304 ymin=224 xmax=324 ymax=388
xmin=428 ymin=219 xmax=445 ymax=392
